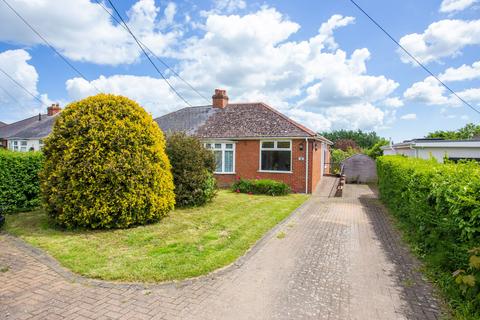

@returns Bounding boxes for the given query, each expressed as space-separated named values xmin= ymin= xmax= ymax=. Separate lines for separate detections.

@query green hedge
xmin=377 ymin=156 xmax=480 ymax=318
xmin=0 ymin=150 xmax=43 ymax=212
xmin=232 ymin=179 xmax=290 ymax=196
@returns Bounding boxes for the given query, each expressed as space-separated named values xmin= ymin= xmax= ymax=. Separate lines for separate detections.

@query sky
xmin=0 ymin=0 xmax=479 ymax=142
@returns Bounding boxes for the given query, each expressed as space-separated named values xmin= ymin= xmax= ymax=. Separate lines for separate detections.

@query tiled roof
xmin=155 ymin=103 xmax=317 ymax=139
xmin=0 ymin=114 xmax=48 ymax=139
xmin=7 ymin=114 xmax=58 ymax=139
xmin=155 ymin=106 xmax=219 ymax=135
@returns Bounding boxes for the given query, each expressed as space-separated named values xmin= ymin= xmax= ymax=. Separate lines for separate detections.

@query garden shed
xmin=341 ymin=154 xmax=377 ymax=183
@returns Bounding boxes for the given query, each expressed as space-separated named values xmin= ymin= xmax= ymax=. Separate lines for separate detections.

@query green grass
xmin=5 ymin=190 xmax=308 ymax=282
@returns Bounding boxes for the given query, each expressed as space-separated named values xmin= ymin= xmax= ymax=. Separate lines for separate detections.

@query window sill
xmin=257 ymin=170 xmax=293 ymax=174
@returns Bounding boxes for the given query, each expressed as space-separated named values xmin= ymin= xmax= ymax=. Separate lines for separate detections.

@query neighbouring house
xmin=381 ymin=138 xmax=480 ymax=163
xmin=156 ymin=89 xmax=333 ymax=193
xmin=0 ymin=103 xmax=61 ymax=151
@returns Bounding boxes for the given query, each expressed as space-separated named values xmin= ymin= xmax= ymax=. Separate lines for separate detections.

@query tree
xmin=40 ymin=94 xmax=175 ymax=229
xmin=166 ymin=133 xmax=217 ymax=207
xmin=319 ymin=129 xmax=384 ymax=149
xmin=366 ymin=139 xmax=389 ymax=159
xmin=334 ymin=139 xmax=360 ymax=152
xmin=427 ymin=123 xmax=480 ymax=140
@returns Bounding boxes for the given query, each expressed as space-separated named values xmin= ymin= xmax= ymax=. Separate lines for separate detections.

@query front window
xmin=260 ymin=140 xmax=291 ymax=172
xmin=205 ymin=142 xmax=235 ymax=173
xmin=20 ymin=140 xmax=27 ymax=152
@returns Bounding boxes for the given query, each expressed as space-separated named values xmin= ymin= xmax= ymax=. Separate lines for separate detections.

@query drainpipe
xmin=305 ymin=138 xmax=309 ymax=194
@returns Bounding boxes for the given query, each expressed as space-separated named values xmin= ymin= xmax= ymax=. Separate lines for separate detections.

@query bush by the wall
xmin=377 ymin=156 xmax=480 ymax=318
xmin=0 ymin=150 xmax=43 ymax=212
xmin=232 ymin=179 xmax=290 ymax=196
xmin=165 ymin=132 xmax=217 ymax=207
xmin=40 ymin=94 xmax=175 ymax=229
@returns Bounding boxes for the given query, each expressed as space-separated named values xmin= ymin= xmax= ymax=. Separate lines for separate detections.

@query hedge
xmin=232 ymin=179 xmax=290 ymax=196
xmin=0 ymin=150 xmax=43 ymax=212
xmin=377 ymin=156 xmax=480 ymax=318
xmin=40 ymin=94 xmax=175 ymax=229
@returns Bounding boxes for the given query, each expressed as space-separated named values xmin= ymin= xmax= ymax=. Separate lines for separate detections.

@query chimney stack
xmin=47 ymin=103 xmax=61 ymax=116
xmin=212 ymin=89 xmax=229 ymax=108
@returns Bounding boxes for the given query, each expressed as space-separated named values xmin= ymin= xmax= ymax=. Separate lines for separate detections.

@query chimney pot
xmin=47 ymin=103 xmax=62 ymax=116
xmin=212 ymin=88 xmax=229 ymax=108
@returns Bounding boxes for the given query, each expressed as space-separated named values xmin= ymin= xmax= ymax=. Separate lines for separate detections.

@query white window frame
xmin=204 ymin=141 xmax=236 ymax=174
xmin=259 ymin=140 xmax=292 ymax=173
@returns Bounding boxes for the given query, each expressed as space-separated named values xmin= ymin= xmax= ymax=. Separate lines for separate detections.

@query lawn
xmin=5 ymin=190 xmax=308 ymax=282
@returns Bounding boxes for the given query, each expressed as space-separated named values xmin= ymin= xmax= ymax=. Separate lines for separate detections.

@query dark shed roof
xmin=0 ymin=114 xmax=47 ymax=139
xmin=155 ymin=103 xmax=319 ymax=139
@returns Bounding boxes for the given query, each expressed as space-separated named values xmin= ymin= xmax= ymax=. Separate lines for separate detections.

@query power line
xmin=348 ymin=0 xmax=480 ymax=116
xmin=103 ymin=0 xmax=193 ymax=107
xmin=0 ymin=83 xmax=21 ymax=104
xmin=94 ymin=0 xmax=210 ymax=104
xmin=0 ymin=66 xmax=49 ymax=108
xmin=1 ymin=0 xmax=100 ymax=93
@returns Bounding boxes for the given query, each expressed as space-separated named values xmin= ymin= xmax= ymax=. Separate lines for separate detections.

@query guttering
xmin=305 ymin=137 xmax=309 ymax=194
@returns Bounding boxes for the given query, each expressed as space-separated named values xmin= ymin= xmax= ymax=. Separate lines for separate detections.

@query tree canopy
xmin=427 ymin=123 xmax=480 ymax=140
xmin=319 ymin=129 xmax=385 ymax=149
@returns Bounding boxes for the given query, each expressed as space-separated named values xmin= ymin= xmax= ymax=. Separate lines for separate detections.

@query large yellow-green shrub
xmin=40 ymin=94 xmax=175 ymax=229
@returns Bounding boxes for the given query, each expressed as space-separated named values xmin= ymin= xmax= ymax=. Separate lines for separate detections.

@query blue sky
xmin=0 ymin=0 xmax=479 ymax=142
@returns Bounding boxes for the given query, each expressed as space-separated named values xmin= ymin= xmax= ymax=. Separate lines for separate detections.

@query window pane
xmin=261 ymin=150 xmax=291 ymax=171
xmin=214 ymin=150 xmax=222 ymax=172
xmin=277 ymin=141 xmax=290 ymax=149
xmin=214 ymin=143 xmax=221 ymax=149
xmin=21 ymin=141 xmax=27 ymax=146
xmin=224 ymin=150 xmax=233 ymax=172
xmin=205 ymin=143 xmax=211 ymax=149
xmin=262 ymin=141 xmax=274 ymax=149
xmin=13 ymin=141 xmax=18 ymax=145
xmin=225 ymin=143 xmax=233 ymax=149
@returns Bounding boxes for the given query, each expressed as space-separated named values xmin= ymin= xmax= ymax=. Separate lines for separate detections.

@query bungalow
xmin=381 ymin=138 xmax=480 ymax=163
xmin=156 ymin=89 xmax=332 ymax=193
xmin=0 ymin=103 xmax=61 ymax=151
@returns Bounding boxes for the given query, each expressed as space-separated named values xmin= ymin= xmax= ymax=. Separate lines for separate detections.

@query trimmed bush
xmin=40 ymin=94 xmax=175 ymax=229
xmin=0 ymin=150 xmax=43 ymax=212
xmin=232 ymin=179 xmax=290 ymax=196
xmin=165 ymin=132 xmax=217 ymax=207
xmin=377 ymin=156 xmax=480 ymax=318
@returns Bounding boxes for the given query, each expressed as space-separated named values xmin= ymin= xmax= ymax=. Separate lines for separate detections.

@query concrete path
xmin=0 ymin=178 xmax=442 ymax=320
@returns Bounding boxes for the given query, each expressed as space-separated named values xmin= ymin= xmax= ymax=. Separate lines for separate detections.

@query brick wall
xmin=215 ymin=139 xmax=326 ymax=193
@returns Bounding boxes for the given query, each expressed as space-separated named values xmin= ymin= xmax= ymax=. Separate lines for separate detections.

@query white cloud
xmin=288 ymin=103 xmax=385 ymax=132
xmin=403 ymin=76 xmax=452 ymax=105
xmin=65 ymin=74 xmax=195 ymax=116
xmin=398 ymin=19 xmax=480 ymax=64
xmin=382 ymin=97 xmax=404 ymax=108
xmin=64 ymin=9 xmax=398 ymax=131
xmin=403 ymin=75 xmax=480 ymax=108
xmin=440 ymin=0 xmax=478 ymax=13
xmin=439 ymin=60 xmax=480 ymax=81
xmin=0 ymin=49 xmax=49 ymax=122
xmin=400 ymin=113 xmax=417 ymax=120
xmin=0 ymin=0 xmax=180 ymax=65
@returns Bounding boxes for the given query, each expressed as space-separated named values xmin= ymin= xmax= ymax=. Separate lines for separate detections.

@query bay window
xmin=205 ymin=142 xmax=235 ymax=173
xmin=260 ymin=140 xmax=292 ymax=172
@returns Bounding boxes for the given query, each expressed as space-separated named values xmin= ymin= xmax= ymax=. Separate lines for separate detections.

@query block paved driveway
xmin=0 ymin=178 xmax=442 ymax=320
